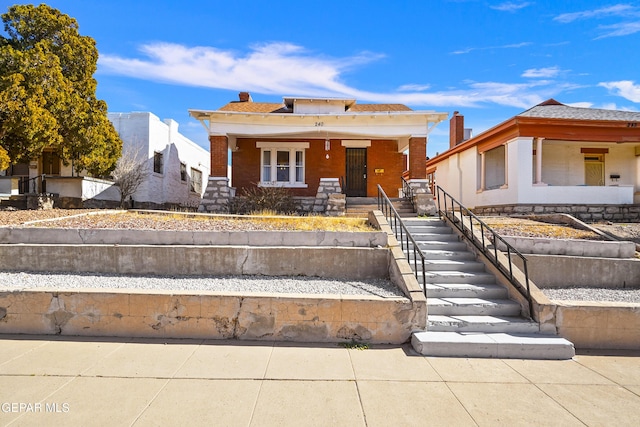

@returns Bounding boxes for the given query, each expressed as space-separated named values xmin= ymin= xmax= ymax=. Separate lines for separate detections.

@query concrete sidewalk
xmin=0 ymin=335 xmax=639 ymax=426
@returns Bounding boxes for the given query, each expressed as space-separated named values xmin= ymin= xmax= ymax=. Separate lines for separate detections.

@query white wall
xmin=108 ymin=112 xmax=210 ymax=207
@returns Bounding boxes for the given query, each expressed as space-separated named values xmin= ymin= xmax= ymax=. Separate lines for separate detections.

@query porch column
xmin=502 ymin=143 xmax=509 ymax=188
xmin=209 ymin=135 xmax=229 ymax=177
xmin=479 ymin=152 xmax=486 ymax=191
xmin=199 ymin=134 xmax=231 ymax=213
xmin=408 ymin=136 xmax=427 ymax=179
xmin=534 ymin=137 xmax=546 ymax=186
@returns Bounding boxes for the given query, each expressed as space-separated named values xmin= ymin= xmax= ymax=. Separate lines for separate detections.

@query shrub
xmin=227 ymin=186 xmax=297 ymax=215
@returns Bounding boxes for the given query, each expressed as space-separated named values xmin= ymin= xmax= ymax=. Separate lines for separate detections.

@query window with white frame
xmin=257 ymin=142 xmax=309 ymax=187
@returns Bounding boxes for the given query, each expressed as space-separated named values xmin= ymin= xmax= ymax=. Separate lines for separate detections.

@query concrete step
xmin=405 ymin=226 xmax=453 ymax=235
xmin=408 ymin=249 xmax=477 ymax=261
xmin=422 ymin=259 xmax=486 ymax=272
xmin=409 ymin=232 xmax=459 ymax=242
xmin=427 ymin=315 xmax=540 ymax=333
xmin=413 ymin=241 xmax=469 ymax=251
xmin=425 ymin=283 xmax=508 ymax=299
xmin=411 ymin=331 xmax=575 ymax=359
xmin=427 ymin=297 xmax=522 ymax=316
xmin=422 ymin=271 xmax=496 ymax=285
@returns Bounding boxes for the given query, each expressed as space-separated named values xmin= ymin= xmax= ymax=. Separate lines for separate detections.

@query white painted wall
xmin=108 ymin=112 xmax=210 ymax=207
xmin=432 ymin=136 xmax=637 ymax=208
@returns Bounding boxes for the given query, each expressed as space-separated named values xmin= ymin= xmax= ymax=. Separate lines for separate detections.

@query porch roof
xmin=426 ymin=99 xmax=640 ymax=168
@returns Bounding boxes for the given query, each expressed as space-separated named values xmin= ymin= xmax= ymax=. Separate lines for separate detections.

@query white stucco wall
xmin=432 ymin=137 xmax=637 ymax=208
xmin=108 ymin=112 xmax=210 ymax=207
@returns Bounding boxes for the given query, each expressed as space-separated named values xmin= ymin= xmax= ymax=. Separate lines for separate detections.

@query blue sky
xmin=3 ymin=1 xmax=640 ymax=156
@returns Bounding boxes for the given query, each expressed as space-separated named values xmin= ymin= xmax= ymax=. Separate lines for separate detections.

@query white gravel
xmin=543 ymin=287 xmax=640 ymax=303
xmin=0 ymin=272 xmax=404 ymax=298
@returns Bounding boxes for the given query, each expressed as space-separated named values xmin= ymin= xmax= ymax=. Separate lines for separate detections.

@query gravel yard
xmin=543 ymin=287 xmax=640 ymax=303
xmin=0 ymin=272 xmax=403 ymax=297
xmin=0 ymin=209 xmax=372 ymax=232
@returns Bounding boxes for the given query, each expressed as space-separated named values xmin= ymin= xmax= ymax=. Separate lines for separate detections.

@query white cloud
xmin=490 ymin=2 xmax=531 ymax=12
xmin=451 ymin=42 xmax=531 ymax=55
xmin=99 ymin=41 xmax=568 ymax=110
xmin=599 ymin=80 xmax=640 ymax=102
xmin=397 ymin=84 xmax=431 ymax=92
xmin=596 ymin=21 xmax=640 ymax=38
xmin=522 ymin=66 xmax=563 ymax=78
xmin=553 ymin=4 xmax=634 ymax=23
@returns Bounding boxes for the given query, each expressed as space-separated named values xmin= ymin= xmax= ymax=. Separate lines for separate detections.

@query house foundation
xmin=473 ymin=204 xmax=640 ymax=222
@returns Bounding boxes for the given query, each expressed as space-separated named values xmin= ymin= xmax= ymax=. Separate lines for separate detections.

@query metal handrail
xmin=400 ymin=176 xmax=415 ymax=210
xmin=377 ymin=184 xmax=427 ymax=296
xmin=18 ymin=175 xmax=44 ymax=194
xmin=435 ymin=185 xmax=533 ymax=317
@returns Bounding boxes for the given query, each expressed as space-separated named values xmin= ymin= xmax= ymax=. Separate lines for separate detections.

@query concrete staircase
xmin=402 ymin=217 xmax=575 ymax=359
xmin=346 ymin=197 xmax=414 ymax=217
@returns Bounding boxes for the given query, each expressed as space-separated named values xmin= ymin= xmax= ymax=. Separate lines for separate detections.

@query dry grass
xmin=1 ymin=209 xmax=373 ymax=232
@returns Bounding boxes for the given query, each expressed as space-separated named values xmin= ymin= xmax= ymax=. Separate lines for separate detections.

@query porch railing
xmin=377 ymin=184 xmax=427 ymax=296
xmin=400 ymin=176 xmax=415 ymax=210
xmin=18 ymin=175 xmax=45 ymax=194
xmin=435 ymin=185 xmax=533 ymax=317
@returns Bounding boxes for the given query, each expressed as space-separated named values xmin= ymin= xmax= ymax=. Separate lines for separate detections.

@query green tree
xmin=0 ymin=4 xmax=121 ymax=176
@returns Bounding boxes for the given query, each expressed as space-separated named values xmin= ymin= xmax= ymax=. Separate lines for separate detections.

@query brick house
xmin=189 ymin=93 xmax=448 ymax=213
xmin=427 ymin=99 xmax=640 ymax=221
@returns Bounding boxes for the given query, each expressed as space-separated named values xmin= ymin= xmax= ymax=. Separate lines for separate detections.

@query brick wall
xmin=408 ymin=137 xmax=427 ymax=180
xmin=210 ymin=135 xmax=228 ymax=177
xmin=231 ymin=138 xmax=405 ymax=197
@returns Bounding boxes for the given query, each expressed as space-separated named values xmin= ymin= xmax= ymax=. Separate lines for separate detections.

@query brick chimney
xmin=450 ymin=111 xmax=465 ymax=149
xmin=238 ymin=92 xmax=252 ymax=102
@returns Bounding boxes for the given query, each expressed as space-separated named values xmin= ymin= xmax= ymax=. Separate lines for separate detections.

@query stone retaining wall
xmin=473 ymin=204 xmax=640 ymax=222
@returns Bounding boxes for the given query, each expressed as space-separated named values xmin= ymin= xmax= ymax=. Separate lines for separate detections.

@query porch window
xmin=483 ymin=145 xmax=506 ymax=190
xmin=257 ymin=142 xmax=309 ymax=187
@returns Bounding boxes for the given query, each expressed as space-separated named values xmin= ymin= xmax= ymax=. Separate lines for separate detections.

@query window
xmin=180 ymin=162 xmax=187 ymax=181
xmin=257 ymin=142 xmax=309 ymax=187
xmin=153 ymin=152 xmax=163 ymax=174
xmin=190 ymin=168 xmax=202 ymax=193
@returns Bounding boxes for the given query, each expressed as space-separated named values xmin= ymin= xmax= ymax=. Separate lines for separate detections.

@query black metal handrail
xmin=435 ymin=185 xmax=533 ymax=317
xmin=18 ymin=175 xmax=44 ymax=194
xmin=377 ymin=184 xmax=427 ymax=296
xmin=400 ymin=176 xmax=415 ymax=210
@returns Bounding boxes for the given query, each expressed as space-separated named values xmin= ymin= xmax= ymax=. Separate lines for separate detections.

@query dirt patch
xmin=480 ymin=216 xmax=606 ymax=240
xmin=590 ymin=222 xmax=640 ymax=245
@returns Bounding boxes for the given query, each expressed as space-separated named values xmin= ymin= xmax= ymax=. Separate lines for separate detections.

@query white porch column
xmin=534 ymin=137 xmax=546 ymax=186
xmin=501 ymin=143 xmax=508 ymax=188
xmin=480 ymin=152 xmax=486 ymax=191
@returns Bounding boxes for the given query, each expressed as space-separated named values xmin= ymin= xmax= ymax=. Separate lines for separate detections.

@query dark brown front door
xmin=345 ymin=148 xmax=367 ymax=197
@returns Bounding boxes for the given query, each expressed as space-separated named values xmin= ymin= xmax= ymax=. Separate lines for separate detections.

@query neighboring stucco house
xmin=108 ymin=112 xmax=210 ymax=209
xmin=189 ymin=92 xmax=448 ymax=213
xmin=427 ymin=99 xmax=640 ymax=221
xmin=0 ymin=112 xmax=210 ymax=210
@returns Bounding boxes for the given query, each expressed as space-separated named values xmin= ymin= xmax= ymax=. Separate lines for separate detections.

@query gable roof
xmin=518 ymin=99 xmax=640 ymax=122
xmin=217 ymin=100 xmax=413 ymax=114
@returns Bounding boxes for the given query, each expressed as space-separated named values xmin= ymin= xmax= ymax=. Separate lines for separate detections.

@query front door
xmin=42 ymin=151 xmax=61 ymax=175
xmin=345 ymin=148 xmax=367 ymax=196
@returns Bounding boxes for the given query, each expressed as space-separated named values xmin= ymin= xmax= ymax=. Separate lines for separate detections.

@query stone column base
xmin=198 ymin=177 xmax=231 ymax=213
xmin=408 ymin=179 xmax=437 ymax=216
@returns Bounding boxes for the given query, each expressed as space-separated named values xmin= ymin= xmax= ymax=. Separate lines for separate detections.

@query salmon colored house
xmin=190 ymin=93 xmax=448 ymax=213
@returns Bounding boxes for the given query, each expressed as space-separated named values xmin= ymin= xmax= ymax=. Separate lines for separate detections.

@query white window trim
xmin=257 ymin=142 xmax=309 ymax=188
